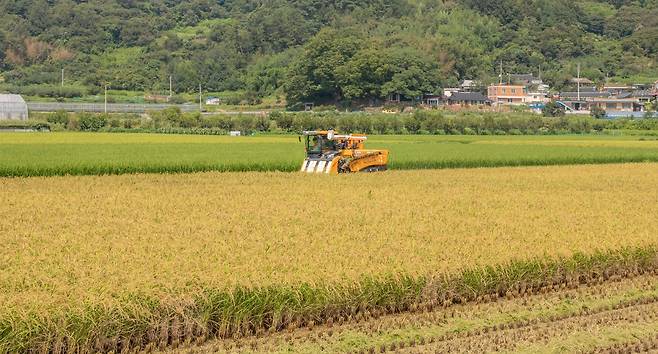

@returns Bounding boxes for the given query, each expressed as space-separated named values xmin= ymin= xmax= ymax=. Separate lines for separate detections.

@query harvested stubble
xmin=276 ymin=274 xmax=658 ymax=354
xmin=1 ymin=164 xmax=658 ymax=352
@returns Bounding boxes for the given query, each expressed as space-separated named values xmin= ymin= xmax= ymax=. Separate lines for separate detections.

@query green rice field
xmin=1 ymin=132 xmax=658 ymax=176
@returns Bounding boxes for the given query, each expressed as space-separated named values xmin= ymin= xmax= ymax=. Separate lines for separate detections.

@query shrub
xmin=47 ymin=110 xmax=69 ymax=125
xmin=463 ymin=127 xmax=476 ymax=135
xmin=543 ymin=101 xmax=565 ymax=117
xmin=169 ymin=95 xmax=186 ymax=104
xmin=313 ymin=104 xmax=337 ymax=112
xmin=591 ymin=106 xmax=607 ymax=119
xmin=18 ymin=84 xmax=87 ymax=98
xmin=66 ymin=116 xmax=80 ymax=131
xmin=178 ymin=113 xmax=200 ymax=128
xmin=78 ymin=113 xmax=107 ymax=131
xmin=225 ymin=95 xmax=243 ymax=106
xmin=123 ymin=119 xmax=139 ymax=129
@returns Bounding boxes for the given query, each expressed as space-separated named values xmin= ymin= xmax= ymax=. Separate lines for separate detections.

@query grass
xmin=2 ymin=133 xmax=658 ymax=177
xmin=1 ymin=165 xmax=657 ymax=351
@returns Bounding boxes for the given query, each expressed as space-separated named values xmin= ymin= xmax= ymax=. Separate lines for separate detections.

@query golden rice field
xmin=1 ymin=164 xmax=658 ymax=351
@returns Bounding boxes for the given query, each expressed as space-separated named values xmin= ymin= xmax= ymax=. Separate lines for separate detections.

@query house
xmin=459 ymin=80 xmax=480 ymax=92
xmin=571 ymin=77 xmax=594 ymax=86
xmin=559 ymin=90 xmax=611 ymax=100
xmin=447 ymin=92 xmax=491 ymax=106
xmin=205 ymin=97 xmax=221 ymax=105
xmin=603 ymin=84 xmax=633 ymax=96
xmin=423 ymin=94 xmax=442 ymax=107
xmin=526 ymin=91 xmax=550 ymax=104
xmin=487 ymin=84 xmax=527 ymax=105
xmin=557 ymin=88 xmax=609 ymax=111
xmin=617 ymin=90 xmax=655 ymax=104
xmin=588 ymin=98 xmax=642 ymax=113
xmin=442 ymin=88 xmax=460 ymax=97
xmin=557 ymin=86 xmax=647 ymax=117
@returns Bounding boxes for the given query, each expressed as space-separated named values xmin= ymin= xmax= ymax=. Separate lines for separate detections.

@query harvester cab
xmin=300 ymin=130 xmax=389 ymax=174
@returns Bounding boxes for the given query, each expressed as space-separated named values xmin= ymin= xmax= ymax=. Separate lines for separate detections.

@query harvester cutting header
xmin=300 ymin=130 xmax=389 ymax=174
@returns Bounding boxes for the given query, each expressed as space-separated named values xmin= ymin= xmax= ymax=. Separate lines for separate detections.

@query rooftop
xmin=448 ymin=92 xmax=490 ymax=102
xmin=570 ymin=78 xmax=594 ymax=84
xmin=0 ymin=94 xmax=27 ymax=104
xmin=560 ymin=91 xmax=611 ymax=98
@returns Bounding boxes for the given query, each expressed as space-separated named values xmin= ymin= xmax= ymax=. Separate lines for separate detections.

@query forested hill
xmin=0 ymin=0 xmax=656 ymax=106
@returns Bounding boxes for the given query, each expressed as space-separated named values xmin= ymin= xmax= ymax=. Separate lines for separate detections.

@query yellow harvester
xmin=300 ymin=130 xmax=389 ymax=174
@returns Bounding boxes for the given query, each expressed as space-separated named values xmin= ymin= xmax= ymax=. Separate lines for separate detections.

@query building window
xmin=511 ymin=89 xmax=516 ymax=94
xmin=622 ymin=103 xmax=631 ymax=109
xmin=606 ymin=103 xmax=616 ymax=109
xmin=508 ymin=98 xmax=513 ymax=103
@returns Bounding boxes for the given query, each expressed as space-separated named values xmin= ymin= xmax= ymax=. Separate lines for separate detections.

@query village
xmin=422 ymin=75 xmax=658 ymax=118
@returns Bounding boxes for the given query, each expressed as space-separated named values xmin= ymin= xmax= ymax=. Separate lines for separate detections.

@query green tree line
xmin=0 ymin=0 xmax=656 ymax=105
xmin=24 ymin=109 xmax=658 ymax=136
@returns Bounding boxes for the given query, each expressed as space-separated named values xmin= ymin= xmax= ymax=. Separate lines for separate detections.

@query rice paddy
xmin=1 ymin=132 xmax=658 ymax=176
xmin=1 ymin=164 xmax=658 ymax=351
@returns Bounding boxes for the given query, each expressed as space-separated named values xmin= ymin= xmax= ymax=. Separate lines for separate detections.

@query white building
xmin=205 ymin=97 xmax=221 ymax=105
xmin=0 ymin=94 xmax=28 ymax=120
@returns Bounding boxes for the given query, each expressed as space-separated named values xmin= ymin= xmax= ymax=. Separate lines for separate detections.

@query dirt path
xmin=162 ymin=274 xmax=658 ymax=353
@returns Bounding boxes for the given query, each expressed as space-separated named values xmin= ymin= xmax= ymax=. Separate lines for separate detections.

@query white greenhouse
xmin=0 ymin=94 xmax=29 ymax=121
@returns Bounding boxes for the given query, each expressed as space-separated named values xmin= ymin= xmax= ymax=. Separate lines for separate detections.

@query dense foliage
xmin=31 ymin=110 xmax=658 ymax=136
xmin=0 ymin=0 xmax=656 ymax=105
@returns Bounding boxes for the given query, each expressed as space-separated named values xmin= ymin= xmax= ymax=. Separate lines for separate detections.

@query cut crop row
xmin=2 ymin=246 xmax=656 ymax=353
xmin=191 ymin=273 xmax=658 ymax=354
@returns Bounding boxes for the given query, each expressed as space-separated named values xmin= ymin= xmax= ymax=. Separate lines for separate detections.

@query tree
xmin=460 ymin=0 xmax=523 ymax=28
xmin=335 ymin=48 xmax=391 ymax=100
xmin=542 ymin=101 xmax=566 ymax=117
xmin=247 ymin=5 xmax=312 ymax=53
xmin=380 ymin=48 xmax=441 ymax=101
xmin=284 ymin=28 xmax=363 ymax=105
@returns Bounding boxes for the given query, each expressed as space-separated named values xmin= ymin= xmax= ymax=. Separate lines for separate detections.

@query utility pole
xmin=104 ymin=84 xmax=108 ymax=114
xmin=169 ymin=75 xmax=173 ymax=97
xmin=61 ymin=69 xmax=64 ymax=87
xmin=499 ymin=61 xmax=503 ymax=85
xmin=199 ymin=84 xmax=202 ymax=112
xmin=577 ymin=63 xmax=581 ymax=102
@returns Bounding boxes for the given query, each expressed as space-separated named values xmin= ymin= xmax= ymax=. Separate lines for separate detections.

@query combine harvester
xmin=300 ymin=130 xmax=389 ymax=174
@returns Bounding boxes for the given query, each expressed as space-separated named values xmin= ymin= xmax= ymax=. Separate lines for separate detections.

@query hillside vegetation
xmin=0 ymin=0 xmax=656 ymax=106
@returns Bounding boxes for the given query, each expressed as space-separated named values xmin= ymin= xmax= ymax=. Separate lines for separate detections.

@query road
xmin=26 ymin=102 xmax=268 ymax=115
